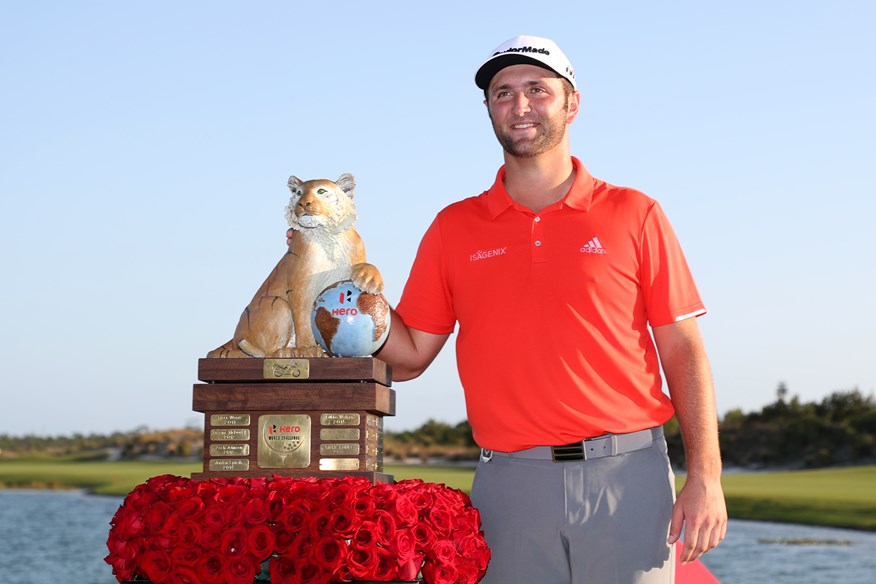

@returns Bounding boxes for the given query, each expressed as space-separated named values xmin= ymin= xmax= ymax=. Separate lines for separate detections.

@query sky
xmin=1 ymin=1 xmax=874 ymax=437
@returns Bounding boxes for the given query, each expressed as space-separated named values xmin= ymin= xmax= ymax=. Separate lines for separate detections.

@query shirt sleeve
xmin=639 ymin=201 xmax=706 ymax=326
xmin=395 ymin=214 xmax=458 ymax=335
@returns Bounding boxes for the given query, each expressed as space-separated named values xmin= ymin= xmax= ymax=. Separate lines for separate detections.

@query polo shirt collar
xmin=485 ymin=156 xmax=595 ymax=218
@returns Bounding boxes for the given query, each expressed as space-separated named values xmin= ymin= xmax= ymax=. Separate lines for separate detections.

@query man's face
xmin=485 ymin=64 xmax=579 ymax=158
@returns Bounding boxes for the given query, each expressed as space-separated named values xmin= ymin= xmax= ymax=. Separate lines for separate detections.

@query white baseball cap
xmin=475 ymin=35 xmax=577 ymax=91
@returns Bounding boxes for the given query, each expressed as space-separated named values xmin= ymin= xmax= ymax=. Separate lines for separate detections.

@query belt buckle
xmin=551 ymin=442 xmax=584 ymax=462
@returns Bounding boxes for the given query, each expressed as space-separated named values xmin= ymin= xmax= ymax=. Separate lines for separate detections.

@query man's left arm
xmin=652 ymin=317 xmax=727 ymax=564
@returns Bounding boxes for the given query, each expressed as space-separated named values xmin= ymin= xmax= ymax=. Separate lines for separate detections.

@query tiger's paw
xmin=351 ymin=262 xmax=384 ymax=294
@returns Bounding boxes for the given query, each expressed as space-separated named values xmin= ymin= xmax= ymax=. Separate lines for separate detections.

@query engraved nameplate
xmin=209 ymin=444 xmax=250 ymax=457
xmin=320 ymin=443 xmax=360 ymax=456
xmin=263 ymin=359 xmax=310 ymax=379
xmin=210 ymin=414 xmax=251 ymax=427
xmin=210 ymin=429 xmax=250 ymax=441
xmin=320 ymin=458 xmax=360 ymax=471
xmin=209 ymin=459 xmax=250 ymax=472
xmin=320 ymin=413 xmax=361 ymax=426
xmin=258 ymin=414 xmax=311 ymax=468
xmin=320 ymin=428 xmax=360 ymax=441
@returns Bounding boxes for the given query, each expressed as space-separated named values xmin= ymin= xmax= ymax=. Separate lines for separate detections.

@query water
xmin=0 ymin=490 xmax=874 ymax=583
xmin=0 ymin=490 xmax=123 ymax=584
xmin=701 ymin=519 xmax=876 ymax=583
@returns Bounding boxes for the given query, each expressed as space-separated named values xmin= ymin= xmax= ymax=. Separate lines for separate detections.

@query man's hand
xmin=668 ymin=474 xmax=727 ymax=563
xmin=286 ymin=228 xmax=295 ymax=248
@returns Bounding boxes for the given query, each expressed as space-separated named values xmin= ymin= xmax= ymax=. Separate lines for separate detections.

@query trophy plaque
xmin=192 ymin=357 xmax=394 ymax=483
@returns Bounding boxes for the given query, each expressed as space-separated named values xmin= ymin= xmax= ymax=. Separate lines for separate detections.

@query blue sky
xmin=1 ymin=1 xmax=874 ymax=436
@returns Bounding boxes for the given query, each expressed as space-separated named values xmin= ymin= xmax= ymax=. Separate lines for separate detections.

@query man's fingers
xmin=667 ymin=502 xmax=684 ymax=545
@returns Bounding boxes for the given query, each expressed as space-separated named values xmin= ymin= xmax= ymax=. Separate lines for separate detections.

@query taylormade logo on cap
xmin=475 ymin=35 xmax=577 ymax=91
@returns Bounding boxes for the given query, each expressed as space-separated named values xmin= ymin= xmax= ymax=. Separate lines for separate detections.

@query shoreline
xmin=2 ymin=460 xmax=874 ymax=532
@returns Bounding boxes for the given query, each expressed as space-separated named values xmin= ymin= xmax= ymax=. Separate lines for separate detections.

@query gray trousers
xmin=470 ymin=436 xmax=675 ymax=583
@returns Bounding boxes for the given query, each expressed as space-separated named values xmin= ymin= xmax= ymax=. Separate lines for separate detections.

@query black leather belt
xmin=481 ymin=427 xmax=663 ymax=463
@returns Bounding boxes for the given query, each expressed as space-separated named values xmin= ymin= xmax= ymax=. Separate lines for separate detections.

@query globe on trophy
xmin=311 ymin=279 xmax=391 ymax=357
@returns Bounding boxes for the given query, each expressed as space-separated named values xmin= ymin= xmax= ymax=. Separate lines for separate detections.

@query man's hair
xmin=483 ymin=73 xmax=575 ymax=102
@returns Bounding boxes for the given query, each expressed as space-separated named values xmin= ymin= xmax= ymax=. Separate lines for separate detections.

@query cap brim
xmin=475 ymin=54 xmax=561 ymax=90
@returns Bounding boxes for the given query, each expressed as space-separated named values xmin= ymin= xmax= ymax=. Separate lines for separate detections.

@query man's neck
xmin=502 ymin=146 xmax=576 ymax=213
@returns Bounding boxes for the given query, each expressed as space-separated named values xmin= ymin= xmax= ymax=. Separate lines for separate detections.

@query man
xmin=307 ymin=34 xmax=726 ymax=583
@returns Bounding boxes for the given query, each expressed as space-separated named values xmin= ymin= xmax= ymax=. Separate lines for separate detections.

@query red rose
xmin=411 ymin=522 xmax=435 ymax=551
xmin=308 ymin=508 xmax=333 ymax=536
xmin=328 ymin=506 xmax=359 ymax=538
xmin=347 ymin=546 xmax=379 ymax=580
xmin=354 ymin=492 xmax=376 ymax=517
xmin=166 ymin=564 xmax=200 ymax=584
xmin=148 ymin=501 xmax=173 ymax=533
xmin=105 ymin=554 xmax=136 ymax=582
xmin=289 ymin=530 xmax=315 ymax=561
xmin=107 ymin=530 xmax=140 ymax=560
xmin=216 ymin=483 xmax=248 ymax=505
xmin=194 ymin=550 xmax=225 ymax=584
xmin=224 ymin=554 xmax=258 ymax=584
xmin=110 ymin=506 xmax=145 ymax=540
xmin=140 ymin=549 xmax=172 ymax=582
xmin=159 ymin=512 xmax=183 ymax=540
xmin=269 ymin=554 xmax=298 ymax=584
xmin=456 ymin=561 xmax=482 ymax=584
xmin=422 ymin=561 xmax=459 ymax=584
xmin=391 ymin=492 xmax=420 ymax=527
xmin=397 ymin=553 xmax=425 ymax=581
xmin=273 ymin=525 xmax=296 ymax=555
xmin=195 ymin=479 xmax=220 ymax=501
xmin=220 ymin=525 xmax=248 ymax=556
xmin=299 ymin=561 xmax=332 ymax=584
xmin=427 ymin=506 xmax=454 ymax=537
xmin=370 ymin=546 xmax=398 ymax=581
xmin=175 ymin=496 xmax=205 ymax=522
xmin=247 ymin=523 xmax=275 ymax=561
xmin=203 ymin=503 xmax=230 ymax=530
xmin=279 ymin=500 xmax=311 ymax=532
xmin=374 ymin=510 xmax=398 ymax=545
xmin=270 ymin=553 xmax=332 ymax=584
xmin=178 ymin=520 xmax=202 ymax=549
xmin=170 ymin=545 xmax=200 ymax=567
xmin=351 ymin=521 xmax=379 ymax=549
xmin=322 ymin=479 xmax=358 ymax=509
xmin=391 ymin=530 xmax=418 ymax=564
xmin=429 ymin=539 xmax=458 ymax=566
xmin=242 ymin=496 xmax=269 ymax=525
xmin=312 ymin=535 xmax=348 ymax=572
xmin=369 ymin=482 xmax=399 ymax=508
xmin=200 ymin=526 xmax=223 ymax=551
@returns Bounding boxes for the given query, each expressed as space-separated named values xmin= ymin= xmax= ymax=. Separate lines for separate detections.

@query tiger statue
xmin=207 ymin=173 xmax=384 ymax=358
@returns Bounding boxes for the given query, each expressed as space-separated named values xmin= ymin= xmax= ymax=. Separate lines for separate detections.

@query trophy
xmin=194 ymin=173 xmax=394 ymax=483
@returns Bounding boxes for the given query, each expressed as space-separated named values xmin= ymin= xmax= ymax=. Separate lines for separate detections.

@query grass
xmin=716 ymin=466 xmax=876 ymax=531
xmin=2 ymin=458 xmax=875 ymax=531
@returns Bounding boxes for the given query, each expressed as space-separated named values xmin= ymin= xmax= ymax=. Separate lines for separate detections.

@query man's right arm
xmin=375 ymin=309 xmax=449 ymax=381
xmin=287 ymin=229 xmax=450 ymax=380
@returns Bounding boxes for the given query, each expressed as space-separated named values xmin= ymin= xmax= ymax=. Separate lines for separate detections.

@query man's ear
xmin=566 ymin=91 xmax=581 ymax=124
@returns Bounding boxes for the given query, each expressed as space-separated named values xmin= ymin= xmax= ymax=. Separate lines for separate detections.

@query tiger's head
xmin=284 ymin=173 xmax=359 ymax=234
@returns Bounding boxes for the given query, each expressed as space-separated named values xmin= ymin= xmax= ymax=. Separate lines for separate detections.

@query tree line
xmin=1 ymin=387 xmax=873 ymax=470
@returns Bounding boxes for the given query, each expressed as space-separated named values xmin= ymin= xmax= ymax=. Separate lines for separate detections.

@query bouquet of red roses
xmin=105 ymin=474 xmax=490 ymax=584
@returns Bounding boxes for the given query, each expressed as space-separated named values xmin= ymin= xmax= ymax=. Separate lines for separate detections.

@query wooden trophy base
xmin=192 ymin=357 xmax=395 ymax=483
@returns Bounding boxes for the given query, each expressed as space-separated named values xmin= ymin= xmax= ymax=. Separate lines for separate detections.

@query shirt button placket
xmin=532 ymin=215 xmax=546 ymax=263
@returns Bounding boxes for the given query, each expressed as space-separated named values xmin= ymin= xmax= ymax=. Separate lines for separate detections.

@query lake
xmin=0 ymin=490 xmax=874 ymax=583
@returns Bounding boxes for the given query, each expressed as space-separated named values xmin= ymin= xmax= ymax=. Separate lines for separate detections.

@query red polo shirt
xmin=396 ymin=157 xmax=705 ymax=451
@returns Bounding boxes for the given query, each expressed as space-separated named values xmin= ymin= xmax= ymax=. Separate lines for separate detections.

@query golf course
xmin=1 ymin=458 xmax=874 ymax=531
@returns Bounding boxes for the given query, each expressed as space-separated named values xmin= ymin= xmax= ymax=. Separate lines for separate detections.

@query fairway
xmin=2 ymin=459 xmax=874 ymax=530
